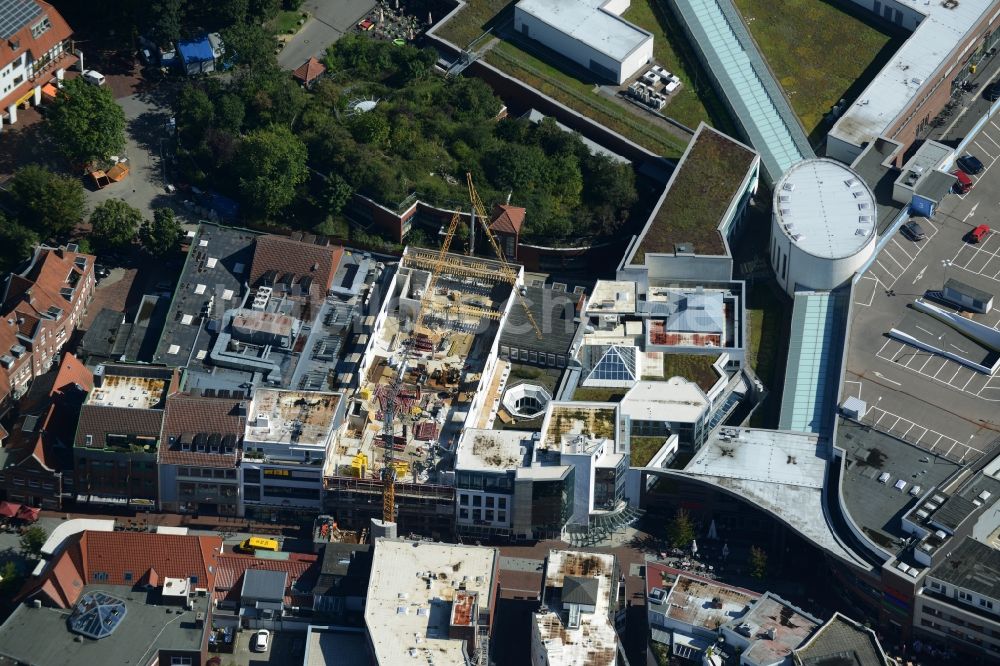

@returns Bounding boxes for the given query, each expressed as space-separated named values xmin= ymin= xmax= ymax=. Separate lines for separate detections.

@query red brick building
xmin=0 ymin=245 xmax=95 ymax=412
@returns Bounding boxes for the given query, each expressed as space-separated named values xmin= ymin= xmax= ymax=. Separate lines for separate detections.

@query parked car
xmin=953 ymin=169 xmax=973 ymax=194
xmin=901 ymin=220 xmax=926 ymax=241
xmin=82 ymin=70 xmax=106 ymax=86
xmin=95 ymin=265 xmax=111 ymax=279
xmin=985 ymin=82 xmax=1000 ymax=102
xmin=957 ymin=154 xmax=985 ymax=175
xmin=252 ymin=629 xmax=270 ymax=652
xmin=968 ymin=224 xmax=991 ymax=244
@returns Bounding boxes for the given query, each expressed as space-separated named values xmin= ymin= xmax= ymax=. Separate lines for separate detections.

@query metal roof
xmin=773 ymin=159 xmax=876 ymax=260
xmin=779 ymin=290 xmax=848 ymax=435
xmin=241 ymin=568 xmax=288 ymax=603
xmin=515 ymin=0 xmax=652 ymax=62
xmin=668 ymin=0 xmax=812 ymax=183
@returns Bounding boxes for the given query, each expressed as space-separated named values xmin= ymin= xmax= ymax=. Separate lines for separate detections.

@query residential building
xmin=1 ymin=530 xmax=221 ymax=666
xmin=211 ymin=553 xmax=319 ymax=630
xmin=512 ymin=0 xmax=654 ymax=85
xmin=793 ymin=612 xmax=895 ymax=665
xmin=0 ymin=0 xmax=76 ymax=131
xmin=248 ymin=232 xmax=344 ymax=304
xmin=72 ymin=363 xmax=179 ymax=509
xmin=720 ymin=592 xmax=821 ymax=666
xmin=364 ymin=538 xmax=499 ymax=665
xmin=157 ymin=389 xmax=247 ymax=516
xmin=0 ymin=352 xmax=92 ymax=508
xmin=0 ymin=244 xmax=95 ymax=410
xmin=241 ymin=388 xmax=345 ymax=519
xmin=531 ymin=549 xmax=625 ymax=666
xmin=487 ymin=203 xmax=525 ymax=260
xmin=311 ymin=542 xmax=372 ymax=620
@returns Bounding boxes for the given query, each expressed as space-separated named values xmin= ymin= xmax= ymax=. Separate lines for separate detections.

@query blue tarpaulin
xmin=176 ymin=36 xmax=215 ymax=75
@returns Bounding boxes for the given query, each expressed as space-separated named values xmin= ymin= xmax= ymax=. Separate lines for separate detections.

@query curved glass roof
xmin=69 ymin=591 xmax=128 ymax=639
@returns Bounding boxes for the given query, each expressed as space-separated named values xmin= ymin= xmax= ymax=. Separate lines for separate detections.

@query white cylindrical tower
xmin=770 ymin=159 xmax=877 ymax=296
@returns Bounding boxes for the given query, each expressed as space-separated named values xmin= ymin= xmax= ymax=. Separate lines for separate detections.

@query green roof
xmin=633 ymin=126 xmax=756 ymax=261
xmin=657 ymin=353 xmax=721 ymax=393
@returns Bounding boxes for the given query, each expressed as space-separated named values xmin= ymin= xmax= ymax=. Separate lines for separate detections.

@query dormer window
xmin=30 ymin=17 xmax=51 ymax=38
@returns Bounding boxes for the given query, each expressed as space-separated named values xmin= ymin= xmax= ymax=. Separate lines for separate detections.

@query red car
xmin=953 ymin=169 xmax=973 ymax=194
xmin=969 ymin=224 xmax=991 ymax=243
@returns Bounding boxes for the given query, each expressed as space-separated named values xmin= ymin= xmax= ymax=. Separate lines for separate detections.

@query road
xmin=278 ymin=0 xmax=377 ymax=70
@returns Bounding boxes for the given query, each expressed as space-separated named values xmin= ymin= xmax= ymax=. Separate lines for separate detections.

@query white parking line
xmin=974 ymin=141 xmax=996 ymax=160
xmin=860 ymin=406 xmax=983 ymax=463
xmin=984 ymin=132 xmax=1000 ymax=150
xmin=891 ymin=238 xmax=913 ymax=261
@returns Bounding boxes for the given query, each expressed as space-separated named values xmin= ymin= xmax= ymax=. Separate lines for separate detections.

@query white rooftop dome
xmin=773 ymin=159 xmax=876 ymax=260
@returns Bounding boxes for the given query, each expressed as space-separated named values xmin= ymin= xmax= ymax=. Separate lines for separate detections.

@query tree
xmin=350 ymin=111 xmax=389 ymax=146
xmin=215 ymin=93 xmax=245 ymax=132
xmin=19 ymin=526 xmax=47 ymax=558
xmin=148 ymin=0 xmax=185 ymax=46
xmin=47 ymin=78 xmax=126 ymax=165
xmin=8 ymin=164 xmax=87 ymax=238
xmin=749 ymin=546 xmax=768 ymax=580
xmin=668 ymin=508 xmax=695 ymax=549
xmin=234 ymin=126 xmax=308 ymax=218
xmin=140 ymin=208 xmax=183 ymax=256
xmin=176 ymin=85 xmax=214 ymax=147
xmin=321 ymin=173 xmax=353 ymax=216
xmin=0 ymin=213 xmax=38 ymax=274
xmin=90 ymin=199 xmax=142 ymax=251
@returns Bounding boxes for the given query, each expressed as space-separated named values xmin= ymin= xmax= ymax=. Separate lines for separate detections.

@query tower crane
xmin=466 ymin=173 xmax=542 ymax=339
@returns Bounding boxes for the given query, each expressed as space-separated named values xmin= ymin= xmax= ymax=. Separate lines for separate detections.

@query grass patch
xmin=732 ymin=0 xmax=902 ymax=137
xmin=631 ymin=436 xmax=667 ymax=467
xmin=657 ymin=354 xmax=721 ymax=393
xmin=621 ymin=0 xmax=734 ymax=132
xmin=634 ymin=130 xmax=755 ymax=260
xmin=572 ymin=386 xmax=627 ymax=403
xmin=746 ymin=281 xmax=790 ymax=428
xmin=435 ymin=0 xmax=511 ymax=48
xmin=270 ymin=10 xmax=305 ymax=36
xmin=486 ymin=41 xmax=687 ymax=158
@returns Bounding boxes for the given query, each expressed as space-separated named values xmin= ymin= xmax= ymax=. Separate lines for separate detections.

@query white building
xmin=513 ymin=0 xmax=654 ymax=84
xmin=531 ymin=550 xmax=624 ymax=665
xmin=770 ymin=159 xmax=876 ymax=296
xmin=240 ymin=388 xmax=345 ymax=518
xmin=364 ymin=538 xmax=498 ymax=665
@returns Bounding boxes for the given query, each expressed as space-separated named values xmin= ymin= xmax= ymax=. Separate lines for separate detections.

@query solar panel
xmin=69 ymin=591 xmax=128 ymax=639
xmin=0 ymin=0 xmax=42 ymax=40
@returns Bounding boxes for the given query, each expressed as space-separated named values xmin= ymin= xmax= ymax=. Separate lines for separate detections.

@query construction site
xmin=323 ymin=180 xmax=541 ymax=538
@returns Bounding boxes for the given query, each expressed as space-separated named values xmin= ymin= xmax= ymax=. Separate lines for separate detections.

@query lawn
xmin=631 ymin=436 xmax=668 ymax=467
xmin=633 ymin=129 xmax=756 ymax=261
xmin=572 ymin=386 xmax=627 ymax=403
xmin=270 ymin=10 xmax=306 ymax=36
xmin=732 ymin=0 xmax=903 ymax=138
xmin=746 ymin=281 xmax=790 ymax=427
xmin=435 ymin=0 xmax=511 ymax=49
xmin=621 ymin=0 xmax=734 ymax=132
xmin=658 ymin=354 xmax=721 ymax=392
xmin=486 ymin=41 xmax=688 ymax=158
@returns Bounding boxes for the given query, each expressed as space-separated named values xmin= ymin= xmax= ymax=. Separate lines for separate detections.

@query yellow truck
xmin=237 ymin=536 xmax=279 ymax=553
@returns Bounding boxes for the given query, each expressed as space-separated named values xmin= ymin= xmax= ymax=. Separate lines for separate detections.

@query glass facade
xmin=531 ymin=468 xmax=574 ymax=537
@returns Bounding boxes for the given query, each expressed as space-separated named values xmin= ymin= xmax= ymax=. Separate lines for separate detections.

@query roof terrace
xmin=245 ymin=388 xmax=342 ymax=447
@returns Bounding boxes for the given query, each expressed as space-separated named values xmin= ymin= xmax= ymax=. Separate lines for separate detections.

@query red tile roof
xmin=27 ymin=531 xmax=223 ymax=608
xmin=489 ymin=204 xmax=525 ymax=235
xmin=214 ymin=553 xmax=319 ymax=605
xmin=51 ymin=352 xmax=93 ymax=395
xmin=158 ymin=392 xmax=245 ymax=467
xmin=292 ymin=57 xmax=326 ymax=84
xmin=0 ymin=2 xmax=75 ymax=110
xmin=249 ymin=235 xmax=344 ymax=300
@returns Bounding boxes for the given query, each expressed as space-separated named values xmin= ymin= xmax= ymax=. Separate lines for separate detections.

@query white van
xmin=82 ymin=70 xmax=106 ymax=86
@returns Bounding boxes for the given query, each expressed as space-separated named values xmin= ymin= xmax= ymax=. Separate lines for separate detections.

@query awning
xmin=0 ymin=501 xmax=21 ymax=518
xmin=41 ymin=83 xmax=58 ymax=99
xmin=16 ymin=505 xmax=39 ymax=522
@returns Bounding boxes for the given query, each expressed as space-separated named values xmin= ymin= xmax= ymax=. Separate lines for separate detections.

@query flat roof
xmin=632 ymin=125 xmax=757 ymax=261
xmin=654 ymin=568 xmax=757 ymax=631
xmin=928 ymin=536 xmax=1000 ymax=599
xmin=830 ymin=0 xmax=998 ymax=149
xmin=499 ymin=283 xmax=581 ymax=357
xmin=0 ymin=584 xmax=209 ymax=666
xmin=734 ymin=593 xmax=821 ymax=665
xmin=515 ymin=0 xmax=652 ymax=62
xmin=620 ymin=378 xmax=709 ymax=424
xmin=535 ymin=550 xmax=619 ymax=666
xmin=837 ymin=418 xmax=961 ymax=554
xmin=364 ymin=539 xmax=497 ymax=666
xmin=587 ymin=280 xmax=637 ymax=315
xmin=794 ymin=613 xmax=890 ymax=666
xmin=304 ymin=626 xmax=369 ymax=666
xmin=774 ymin=159 xmax=876 ymax=260
xmin=245 ymin=388 xmax=341 ymax=447
xmin=456 ymin=428 xmax=532 ymax=472
xmin=88 ymin=369 xmax=171 ymax=410
xmin=540 ymin=402 xmax=618 ymax=448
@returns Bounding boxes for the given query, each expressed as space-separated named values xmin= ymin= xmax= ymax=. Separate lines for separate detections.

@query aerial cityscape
xmin=0 ymin=0 xmax=999 ymax=664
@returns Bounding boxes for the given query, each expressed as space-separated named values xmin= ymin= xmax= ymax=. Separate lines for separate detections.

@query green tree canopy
xmin=140 ymin=208 xmax=183 ymax=256
xmin=8 ymin=164 xmax=87 ymax=238
xmin=176 ymin=86 xmax=214 ymax=148
xmin=147 ymin=0 xmax=184 ymax=45
xmin=47 ymin=78 xmax=126 ymax=165
xmin=749 ymin=545 xmax=768 ymax=579
xmin=668 ymin=508 xmax=696 ymax=549
xmin=90 ymin=199 xmax=143 ymax=251
xmin=19 ymin=526 xmax=47 ymax=558
xmin=0 ymin=212 xmax=38 ymax=274
xmin=234 ymin=125 xmax=308 ymax=218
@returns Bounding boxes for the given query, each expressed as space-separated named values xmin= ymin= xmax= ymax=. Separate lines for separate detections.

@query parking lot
xmin=230 ymin=628 xmax=304 ymax=666
xmin=843 ymin=117 xmax=1000 ymax=464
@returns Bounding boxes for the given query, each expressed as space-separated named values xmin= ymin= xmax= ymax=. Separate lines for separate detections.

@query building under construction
xmin=322 ymin=246 xmax=522 ymax=538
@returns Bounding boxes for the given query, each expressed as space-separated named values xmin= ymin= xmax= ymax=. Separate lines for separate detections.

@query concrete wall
xmin=637 ymin=253 xmax=734 ymax=282
xmin=770 ymin=215 xmax=876 ymax=296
